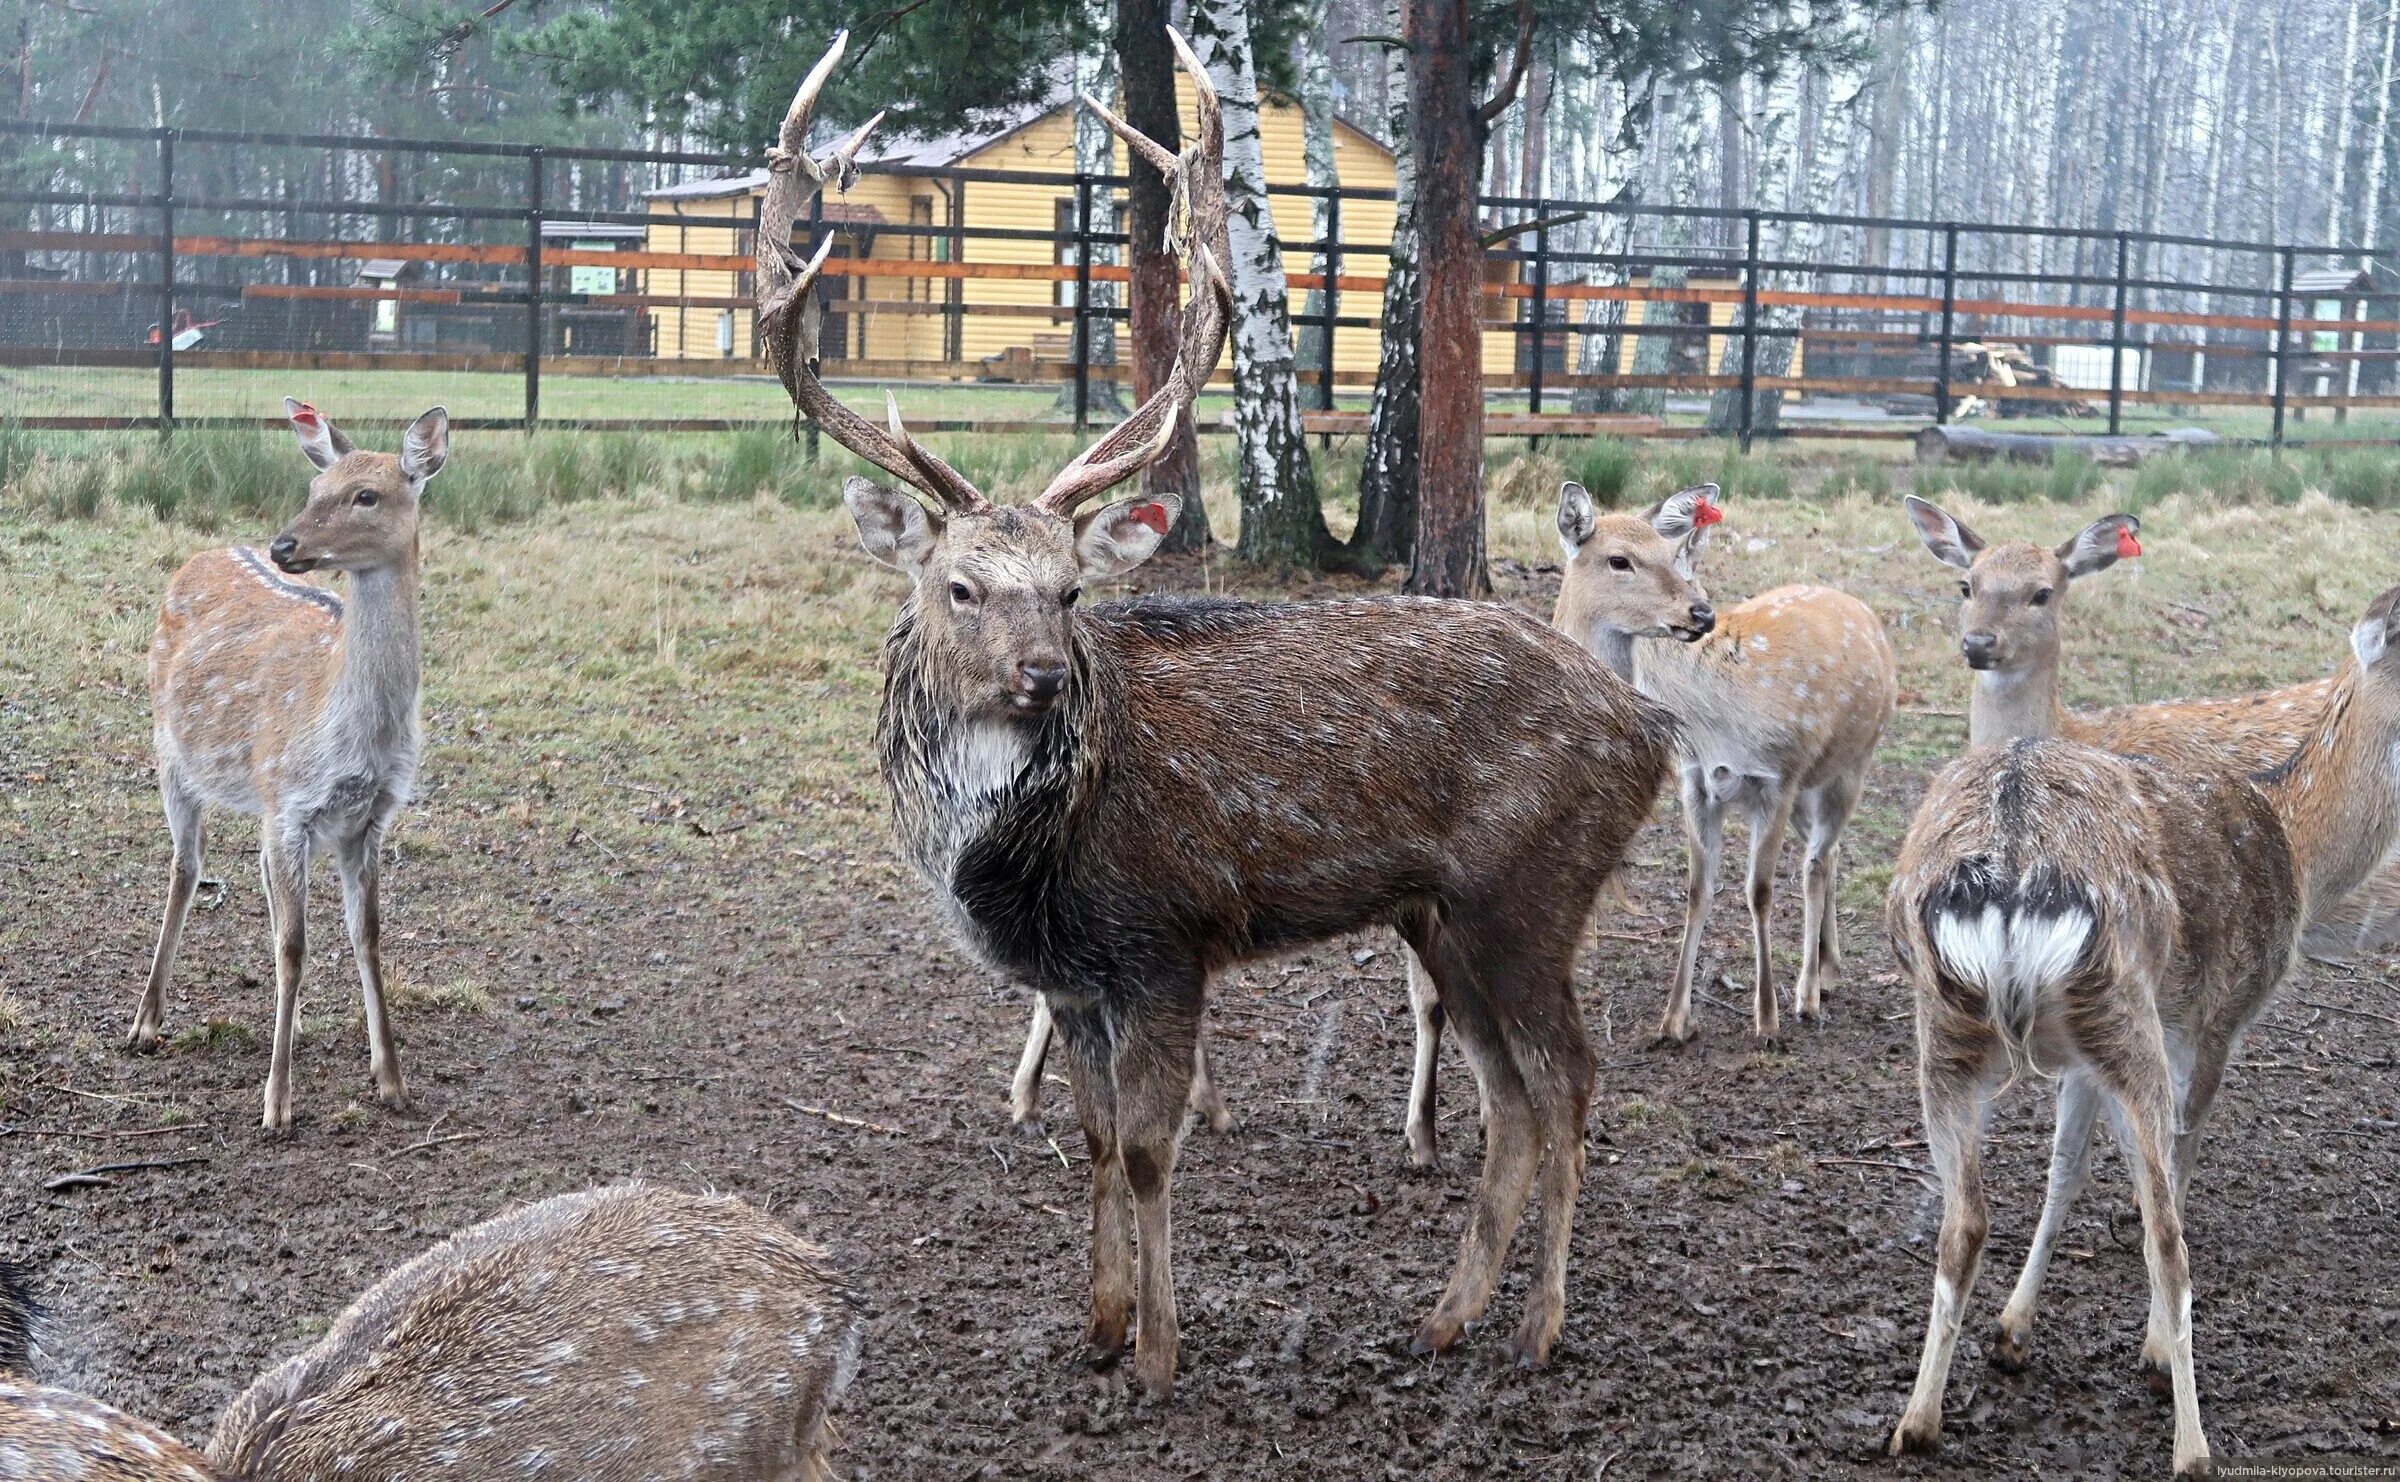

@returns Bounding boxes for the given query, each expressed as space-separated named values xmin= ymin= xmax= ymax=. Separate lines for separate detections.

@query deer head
xmin=758 ymin=30 xmax=1231 ymax=721
xmin=1903 ymin=494 xmax=2138 ymax=675
xmin=272 ymin=399 xmax=448 ymax=575
xmin=1554 ymin=482 xmax=1721 ymax=651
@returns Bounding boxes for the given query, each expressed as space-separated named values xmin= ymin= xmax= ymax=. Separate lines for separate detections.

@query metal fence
xmin=0 ymin=116 xmax=2392 ymax=446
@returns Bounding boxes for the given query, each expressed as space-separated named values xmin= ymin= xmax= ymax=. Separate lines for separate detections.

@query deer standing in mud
xmin=1885 ymin=542 xmax=2400 ymax=1476
xmin=1401 ymin=483 xmax=1894 ymax=1162
xmin=0 ymin=1185 xmax=860 ymax=1482
xmin=133 ymin=400 xmax=447 ymax=1132
xmin=768 ymin=31 xmax=1673 ymax=1395
xmin=1905 ymin=493 xmax=2400 ymax=957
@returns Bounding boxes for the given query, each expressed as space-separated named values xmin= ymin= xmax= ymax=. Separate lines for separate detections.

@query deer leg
xmin=2171 ymin=1030 xmax=2234 ymax=1203
xmin=1891 ymin=1060 xmax=1995 ymax=1458
xmin=258 ymin=834 xmax=310 ymax=1135
xmin=1993 ymin=1067 xmax=2102 ymax=1371
xmin=1404 ymin=946 xmax=1444 ymax=1167
xmin=1743 ymin=789 xmax=1796 ymax=1041
xmin=335 ymin=823 xmax=407 ymax=1109
xmin=2111 ymin=1075 xmax=2210 ymax=1475
xmin=1410 ymin=928 xmax=1541 ymax=1357
xmin=1794 ymin=776 xmax=1858 ymax=1019
xmin=1009 ymin=993 xmax=1053 ymax=1130
xmin=1660 ymin=771 xmax=1723 ymax=1044
xmin=1054 ymin=1004 xmax=1132 ymax=1370
xmin=1188 ymin=1036 xmax=1231 ymax=1134
xmin=131 ymin=772 xmax=204 ymax=1052
xmin=1506 ymin=967 xmax=1594 ymax=1369
xmin=1119 ymin=1003 xmax=1200 ymax=1401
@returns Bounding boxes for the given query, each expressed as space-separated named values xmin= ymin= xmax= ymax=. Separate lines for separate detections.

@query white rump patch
xmin=1929 ymin=904 xmax=2092 ymax=1048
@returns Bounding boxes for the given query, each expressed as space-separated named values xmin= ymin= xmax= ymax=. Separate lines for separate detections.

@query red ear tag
xmin=2115 ymin=527 xmax=2142 ymax=558
xmin=1693 ymin=498 xmax=1724 ymax=528
xmin=1130 ymin=502 xmax=1170 ymax=535
xmin=292 ymin=404 xmax=320 ymax=427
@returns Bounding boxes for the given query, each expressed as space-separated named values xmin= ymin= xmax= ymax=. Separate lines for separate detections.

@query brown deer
xmin=0 ymin=1187 xmax=857 ymax=1482
xmin=1903 ymin=492 xmax=2400 ymax=960
xmin=133 ymin=400 xmax=449 ymax=1131
xmin=768 ymin=31 xmax=1674 ymax=1395
xmin=0 ymin=1259 xmax=232 ymax=1480
xmin=1884 ymin=580 xmax=2400 ymax=1476
xmin=1400 ymin=483 xmax=1893 ymax=1163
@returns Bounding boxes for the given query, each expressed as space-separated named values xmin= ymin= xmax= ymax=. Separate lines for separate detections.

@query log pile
xmin=1883 ymin=341 xmax=2099 ymax=418
xmin=1915 ymin=423 xmax=2223 ymax=466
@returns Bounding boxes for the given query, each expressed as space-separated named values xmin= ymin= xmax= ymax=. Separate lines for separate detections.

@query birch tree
xmin=1350 ymin=8 xmax=1420 ymax=568
xmin=1193 ymin=0 xmax=1336 ymax=569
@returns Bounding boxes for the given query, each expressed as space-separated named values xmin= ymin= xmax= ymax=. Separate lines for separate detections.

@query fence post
xmin=524 ymin=147 xmax=543 ymax=433
xmin=156 ymin=128 xmax=174 ymax=437
xmin=2108 ymin=231 xmax=2128 ymax=435
xmin=1529 ymin=201 xmax=1549 ymax=427
xmin=1935 ymin=223 xmax=1959 ymax=425
xmin=1321 ymin=187 xmax=1341 ymax=422
xmin=1072 ymin=173 xmax=1092 ymax=433
xmin=2272 ymin=245 xmax=2295 ymax=450
xmin=1738 ymin=209 xmax=1760 ymax=454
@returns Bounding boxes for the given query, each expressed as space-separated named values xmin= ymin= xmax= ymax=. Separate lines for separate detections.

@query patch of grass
xmin=2126 ymin=449 xmax=2306 ymax=511
xmin=2316 ymin=449 xmax=2400 ymax=510
xmin=388 ymin=974 xmax=495 ymax=1015
xmin=1818 ymin=454 xmax=1894 ymax=503
xmin=1563 ymin=437 xmax=1639 ymax=507
xmin=171 ymin=1019 xmax=255 ymax=1053
xmin=0 ymin=988 xmax=21 ymax=1033
xmin=1839 ymin=861 xmax=1896 ymax=917
xmin=1761 ymin=1140 xmax=1811 ymax=1178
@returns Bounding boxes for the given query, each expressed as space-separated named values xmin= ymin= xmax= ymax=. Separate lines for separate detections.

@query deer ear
xmin=400 ymin=406 xmax=449 ymax=485
xmin=1646 ymin=483 xmax=1721 ymax=542
xmin=2354 ymin=585 xmax=2400 ymax=669
xmin=1557 ymin=482 xmax=1598 ymax=557
xmin=1903 ymin=494 xmax=1985 ymax=570
xmin=2056 ymin=512 xmax=2140 ymax=578
xmin=285 ymin=396 xmax=353 ymax=471
xmin=844 ymin=476 xmax=942 ymax=573
xmin=1075 ymin=494 xmax=1178 ymax=578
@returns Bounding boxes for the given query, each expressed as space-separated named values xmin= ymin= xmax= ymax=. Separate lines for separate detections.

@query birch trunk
xmin=1192 ymin=0 xmax=1332 ymax=570
xmin=1350 ymin=7 xmax=1418 ymax=568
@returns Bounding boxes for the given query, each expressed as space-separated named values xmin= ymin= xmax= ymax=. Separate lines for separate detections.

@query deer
xmin=765 ymin=30 xmax=1675 ymax=1396
xmin=1884 ymin=568 xmax=2400 ymax=1477
xmin=0 ymin=1185 xmax=857 ymax=1482
xmin=1903 ymin=492 xmax=2400 ymax=961
xmin=1398 ymin=483 xmax=1895 ymax=1163
xmin=130 ymin=400 xmax=448 ymax=1132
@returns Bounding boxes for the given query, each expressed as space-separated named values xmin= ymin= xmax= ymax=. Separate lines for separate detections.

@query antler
xmin=756 ymin=32 xmax=991 ymax=514
xmin=1035 ymin=26 xmax=1233 ymax=517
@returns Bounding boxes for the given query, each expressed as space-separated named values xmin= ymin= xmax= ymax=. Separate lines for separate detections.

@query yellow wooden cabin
xmin=643 ymin=77 xmax=1523 ymax=382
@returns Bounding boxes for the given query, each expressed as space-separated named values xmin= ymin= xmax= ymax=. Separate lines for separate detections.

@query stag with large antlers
xmin=773 ymin=31 xmax=1675 ymax=1396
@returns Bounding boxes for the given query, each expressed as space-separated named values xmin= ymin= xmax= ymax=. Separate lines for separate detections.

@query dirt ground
xmin=4 ymin=494 xmax=2400 ymax=1480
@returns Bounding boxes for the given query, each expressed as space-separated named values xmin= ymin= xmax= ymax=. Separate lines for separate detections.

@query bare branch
xmin=1474 ymin=0 xmax=1537 ymax=128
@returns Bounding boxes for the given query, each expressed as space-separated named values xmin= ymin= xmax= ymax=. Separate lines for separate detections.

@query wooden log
xmin=1914 ymin=424 xmax=2222 ymax=467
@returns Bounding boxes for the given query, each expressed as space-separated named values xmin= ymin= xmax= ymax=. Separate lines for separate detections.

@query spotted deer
xmin=1884 ymin=584 xmax=2400 ymax=1476
xmin=1903 ymin=493 xmax=2400 ymax=960
xmin=131 ymin=401 xmax=447 ymax=1132
xmin=768 ymin=31 xmax=1673 ymax=1395
xmin=1 ymin=1257 xmax=228 ymax=1481
xmin=0 ymin=1187 xmax=858 ymax=1482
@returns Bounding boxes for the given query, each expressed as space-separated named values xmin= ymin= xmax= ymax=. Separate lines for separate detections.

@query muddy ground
xmin=5 ymin=516 xmax=2400 ymax=1481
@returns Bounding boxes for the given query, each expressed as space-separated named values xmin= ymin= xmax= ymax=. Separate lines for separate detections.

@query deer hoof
xmin=1989 ymin=1324 xmax=2034 ymax=1373
xmin=1408 ymin=1314 xmax=1470 ymax=1358
xmin=1888 ymin=1418 xmax=1942 ymax=1457
xmin=125 ymin=1025 xmax=161 ymax=1054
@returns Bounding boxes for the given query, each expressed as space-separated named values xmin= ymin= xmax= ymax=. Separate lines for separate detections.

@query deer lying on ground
xmin=0 ymin=1265 xmax=221 ymax=1482
xmin=1905 ymin=493 xmax=2400 ymax=959
xmin=0 ymin=1186 xmax=859 ymax=1482
xmin=767 ymin=31 xmax=1673 ymax=1395
xmin=132 ymin=400 xmax=449 ymax=1131
xmin=1401 ymin=483 xmax=1893 ymax=1161
xmin=1886 ymin=542 xmax=2400 ymax=1477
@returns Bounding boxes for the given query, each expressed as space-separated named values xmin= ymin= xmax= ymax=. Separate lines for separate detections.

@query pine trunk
xmin=1403 ymin=0 xmax=1488 ymax=598
xmin=1193 ymin=0 xmax=1331 ymax=570
xmin=1115 ymin=0 xmax=1207 ymax=550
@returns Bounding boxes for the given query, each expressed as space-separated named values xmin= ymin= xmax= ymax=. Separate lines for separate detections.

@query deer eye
xmin=2031 ymin=586 xmax=2053 ymax=607
xmin=1958 ymin=581 xmax=1972 ymax=599
xmin=949 ymin=580 xmax=975 ymax=606
xmin=1607 ymin=554 xmax=1633 ymax=572
xmin=354 ymin=488 xmax=378 ymax=507
xmin=1061 ymin=586 xmax=1082 ymax=610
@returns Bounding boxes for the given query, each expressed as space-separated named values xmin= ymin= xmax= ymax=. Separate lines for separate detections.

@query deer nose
xmin=1013 ymin=658 xmax=1068 ymax=707
xmin=1687 ymin=600 xmax=1715 ymax=634
xmin=1961 ymin=631 xmax=1999 ymax=669
xmin=268 ymin=535 xmax=300 ymax=570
